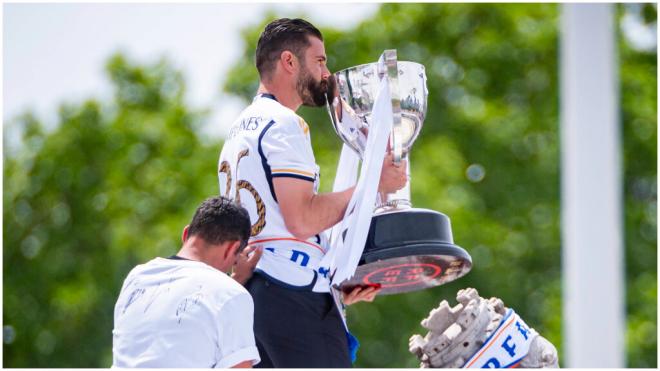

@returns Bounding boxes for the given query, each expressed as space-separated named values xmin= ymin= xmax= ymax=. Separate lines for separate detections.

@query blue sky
xmin=3 ymin=3 xmax=379 ymax=139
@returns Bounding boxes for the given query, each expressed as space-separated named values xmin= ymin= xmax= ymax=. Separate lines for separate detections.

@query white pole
xmin=560 ymin=3 xmax=624 ymax=367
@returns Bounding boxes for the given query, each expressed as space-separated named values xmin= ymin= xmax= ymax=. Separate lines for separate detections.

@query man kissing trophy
xmin=322 ymin=50 xmax=558 ymax=368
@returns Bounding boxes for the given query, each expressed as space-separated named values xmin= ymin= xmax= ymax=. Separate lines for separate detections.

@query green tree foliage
xmin=224 ymin=3 xmax=656 ymax=367
xmin=618 ymin=5 xmax=657 ymax=365
xmin=3 ymin=54 xmax=221 ymax=367
xmin=2 ymin=3 xmax=655 ymax=368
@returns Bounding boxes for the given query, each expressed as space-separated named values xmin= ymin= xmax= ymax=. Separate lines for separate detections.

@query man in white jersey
xmin=218 ymin=18 xmax=407 ymax=367
xmin=112 ymin=196 xmax=261 ymax=368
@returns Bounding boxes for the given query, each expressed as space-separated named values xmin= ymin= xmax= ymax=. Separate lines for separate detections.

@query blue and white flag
xmin=463 ymin=309 xmax=539 ymax=368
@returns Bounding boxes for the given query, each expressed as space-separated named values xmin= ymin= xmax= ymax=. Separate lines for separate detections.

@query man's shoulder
xmin=153 ymin=260 xmax=250 ymax=305
xmin=185 ymin=264 xmax=248 ymax=294
xmin=228 ymin=100 xmax=302 ymax=140
xmin=249 ymin=99 xmax=306 ymax=131
xmin=127 ymin=258 xmax=226 ymax=284
xmin=202 ymin=272 xmax=252 ymax=310
xmin=123 ymin=257 xmax=165 ymax=278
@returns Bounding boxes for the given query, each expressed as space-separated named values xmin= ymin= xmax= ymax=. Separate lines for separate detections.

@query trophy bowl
xmin=327 ymin=50 xmax=472 ymax=295
xmin=329 ymin=60 xmax=427 ymax=162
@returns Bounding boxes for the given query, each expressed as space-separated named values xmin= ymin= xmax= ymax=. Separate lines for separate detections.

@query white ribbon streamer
xmin=319 ymin=76 xmax=393 ymax=290
xmin=328 ymin=143 xmax=360 ymax=246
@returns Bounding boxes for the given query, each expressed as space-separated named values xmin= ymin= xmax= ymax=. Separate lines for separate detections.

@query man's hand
xmin=231 ymin=245 xmax=263 ymax=285
xmin=342 ymin=285 xmax=381 ymax=305
xmin=378 ymin=152 xmax=408 ymax=194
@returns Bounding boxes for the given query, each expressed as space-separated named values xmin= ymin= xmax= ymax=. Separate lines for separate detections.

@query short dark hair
xmin=187 ymin=196 xmax=251 ymax=251
xmin=256 ymin=18 xmax=323 ymax=80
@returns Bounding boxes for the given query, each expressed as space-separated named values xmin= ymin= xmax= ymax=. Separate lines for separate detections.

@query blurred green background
xmin=3 ymin=3 xmax=656 ymax=368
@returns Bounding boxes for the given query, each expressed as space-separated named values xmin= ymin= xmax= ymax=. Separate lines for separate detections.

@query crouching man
xmin=112 ymin=196 xmax=263 ymax=368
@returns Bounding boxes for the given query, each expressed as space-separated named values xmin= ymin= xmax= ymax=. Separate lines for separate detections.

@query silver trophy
xmin=327 ymin=50 xmax=472 ymax=295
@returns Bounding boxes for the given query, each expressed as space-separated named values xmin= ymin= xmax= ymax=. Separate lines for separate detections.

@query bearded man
xmin=217 ymin=18 xmax=407 ymax=367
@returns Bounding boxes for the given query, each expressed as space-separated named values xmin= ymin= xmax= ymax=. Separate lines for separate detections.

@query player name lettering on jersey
xmin=228 ymin=116 xmax=264 ymax=139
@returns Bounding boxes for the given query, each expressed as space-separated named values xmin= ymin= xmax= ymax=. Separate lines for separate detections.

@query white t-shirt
xmin=112 ymin=257 xmax=260 ymax=368
xmin=218 ymin=94 xmax=331 ymax=292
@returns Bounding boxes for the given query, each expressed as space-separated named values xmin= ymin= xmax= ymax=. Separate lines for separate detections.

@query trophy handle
xmin=378 ymin=50 xmax=403 ymax=164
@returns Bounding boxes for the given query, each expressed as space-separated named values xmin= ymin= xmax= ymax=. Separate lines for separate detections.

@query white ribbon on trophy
xmin=319 ymin=76 xmax=393 ymax=288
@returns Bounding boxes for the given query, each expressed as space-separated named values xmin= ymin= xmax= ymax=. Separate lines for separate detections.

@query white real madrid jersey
xmin=218 ymin=94 xmax=331 ymax=292
xmin=112 ymin=257 xmax=260 ymax=368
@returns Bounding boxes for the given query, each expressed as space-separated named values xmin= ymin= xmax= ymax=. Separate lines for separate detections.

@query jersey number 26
xmin=219 ymin=149 xmax=266 ymax=237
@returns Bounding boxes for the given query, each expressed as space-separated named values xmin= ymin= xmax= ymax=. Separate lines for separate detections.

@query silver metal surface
xmin=327 ymin=50 xmax=428 ymax=211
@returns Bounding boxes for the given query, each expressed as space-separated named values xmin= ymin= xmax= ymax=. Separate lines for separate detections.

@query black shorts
xmin=245 ymin=272 xmax=351 ymax=368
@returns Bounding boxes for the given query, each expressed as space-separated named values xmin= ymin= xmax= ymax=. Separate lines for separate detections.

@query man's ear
xmin=182 ymin=225 xmax=190 ymax=243
xmin=223 ymin=240 xmax=242 ymax=261
xmin=280 ymin=50 xmax=297 ymax=74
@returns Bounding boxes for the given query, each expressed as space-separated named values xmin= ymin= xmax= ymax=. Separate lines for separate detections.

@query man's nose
xmin=321 ymin=66 xmax=331 ymax=80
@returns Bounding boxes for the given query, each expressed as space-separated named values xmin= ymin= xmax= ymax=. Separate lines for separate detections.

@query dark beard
xmin=297 ymin=68 xmax=329 ymax=107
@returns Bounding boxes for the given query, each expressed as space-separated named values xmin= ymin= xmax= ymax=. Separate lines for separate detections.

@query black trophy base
xmin=338 ymin=208 xmax=472 ymax=295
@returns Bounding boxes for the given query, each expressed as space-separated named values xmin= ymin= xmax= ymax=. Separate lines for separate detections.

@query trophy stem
xmin=375 ymin=157 xmax=412 ymax=213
